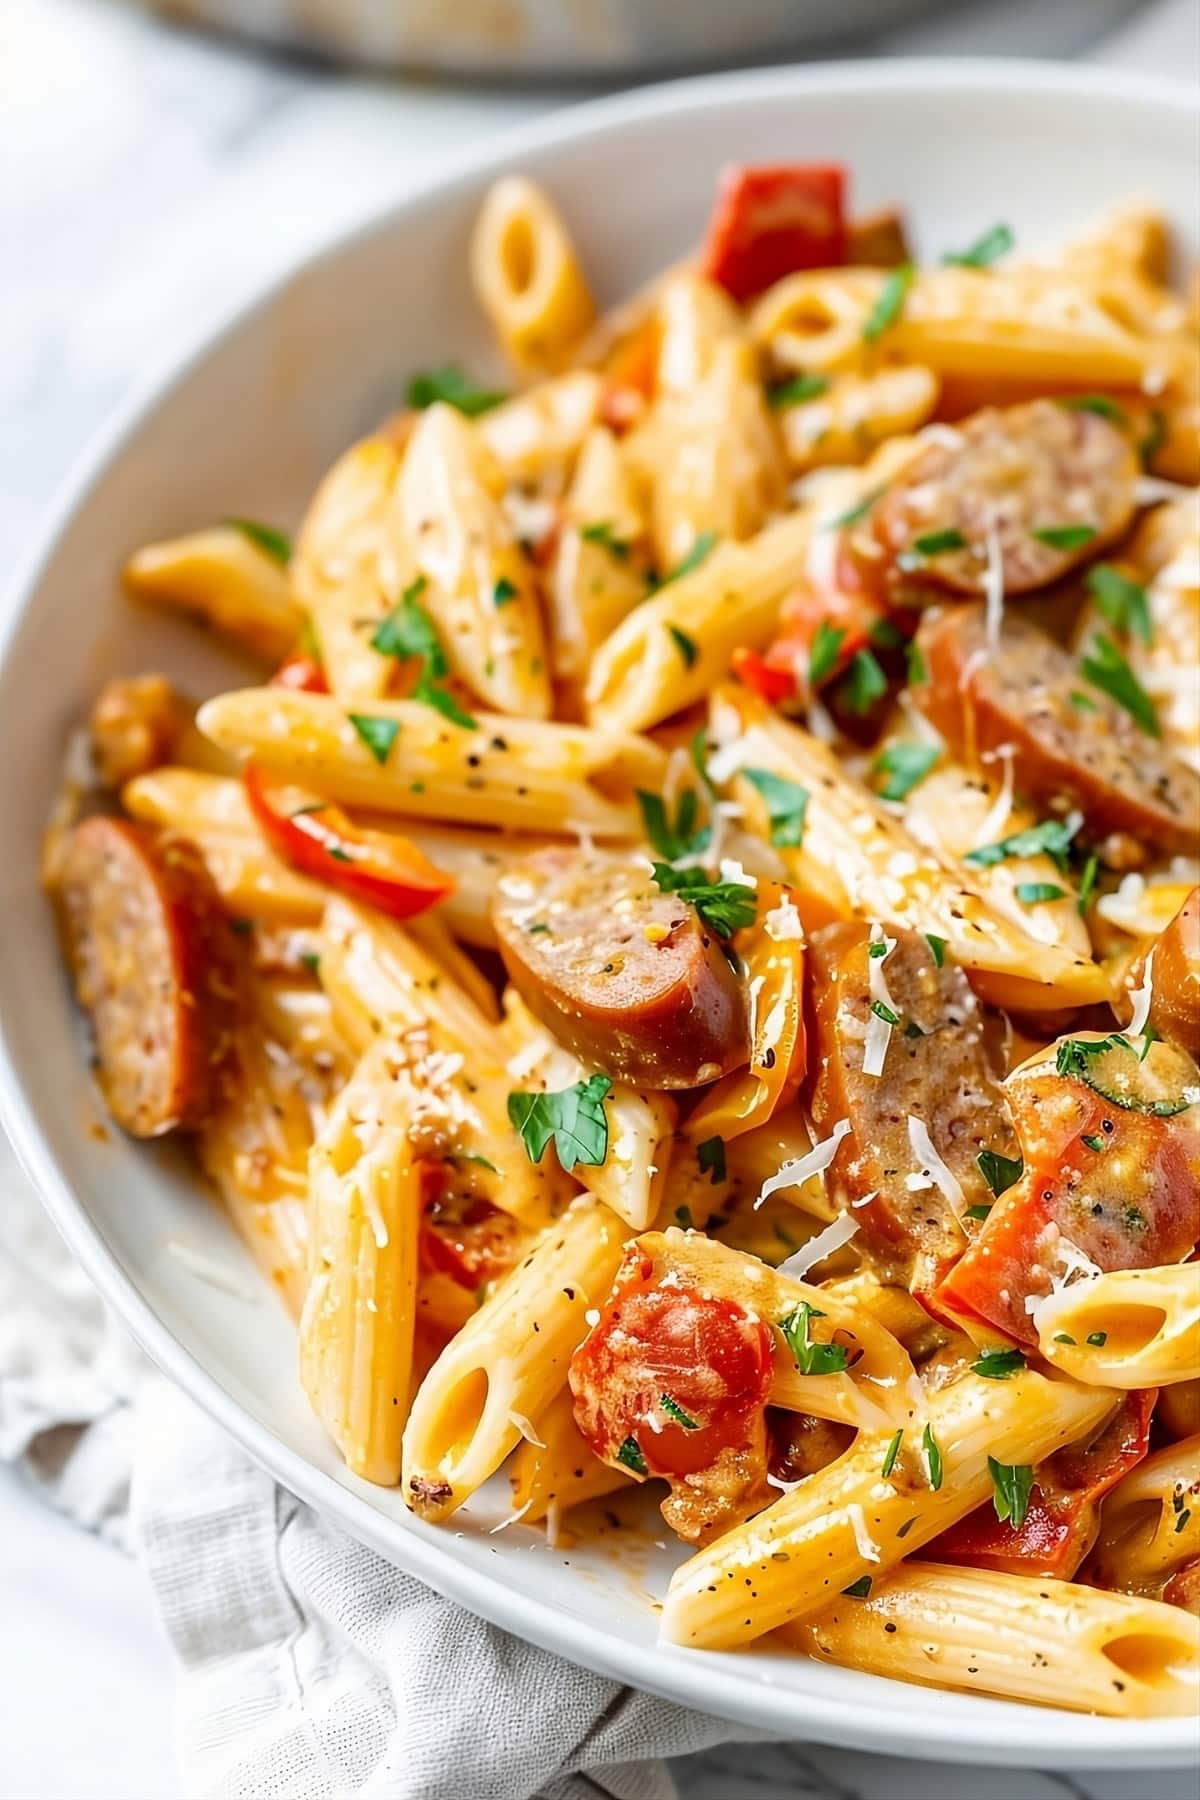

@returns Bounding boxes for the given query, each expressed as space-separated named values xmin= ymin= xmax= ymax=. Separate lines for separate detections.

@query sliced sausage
xmin=58 ymin=817 xmax=238 ymax=1136
xmin=870 ymin=400 xmax=1138 ymax=598
xmin=1121 ymin=888 xmax=1200 ymax=1057
xmin=492 ymin=848 xmax=749 ymax=1089
xmin=89 ymin=675 xmax=192 ymax=788
xmin=846 ymin=207 xmax=910 ymax=268
xmin=916 ymin=604 xmax=1200 ymax=857
xmin=806 ymin=922 xmax=1017 ymax=1292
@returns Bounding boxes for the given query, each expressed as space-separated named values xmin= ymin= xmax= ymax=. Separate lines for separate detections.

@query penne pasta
xmin=124 ymin=525 xmax=301 ymax=663
xmin=1088 ymin=1435 xmax=1200 ymax=1599
xmin=470 ymin=175 xmax=595 ymax=371
xmin=507 ymin=1385 xmax=632 ymax=1529
xmin=1037 ymin=1264 xmax=1200 ymax=1388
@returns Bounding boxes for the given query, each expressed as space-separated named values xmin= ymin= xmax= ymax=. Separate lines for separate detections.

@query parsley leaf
xmin=616 ymin=1436 xmax=647 ymax=1475
xmin=911 ymin=528 xmax=968 ymax=557
xmin=778 ymin=1302 xmax=850 ymax=1375
xmin=942 ymin=222 xmax=1014 ymax=268
xmin=580 ymin=520 xmax=631 ymax=559
xmin=507 ymin=1074 xmax=612 ymax=1172
xmin=873 ymin=741 xmax=939 ymax=802
xmin=1077 ymin=851 xmax=1100 ymax=917
xmin=842 ymin=648 xmax=888 ymax=715
xmin=1059 ymin=394 xmax=1129 ymax=426
xmin=227 ymin=517 xmax=292 ymax=566
xmin=808 ymin=619 xmax=847 ymax=685
xmin=1140 ymin=408 xmax=1167 ymax=470
xmin=972 ymin=1346 xmax=1026 ymax=1381
xmin=689 ymin=726 xmax=715 ymax=793
xmin=1081 ymin=632 xmax=1160 ymax=736
xmin=659 ymin=1393 xmax=700 ymax=1431
xmin=977 ymin=1148 xmax=1023 ymax=1198
xmin=829 ymin=487 xmax=885 ymax=531
xmin=650 ymin=863 xmax=757 ymax=939
xmin=1086 ymin=564 xmax=1152 ymax=647
xmin=881 ymin=1429 xmax=904 ymax=1478
xmin=668 ymin=624 xmax=699 ymax=668
xmin=862 ymin=264 xmax=914 ymax=342
xmin=299 ymin=950 xmax=320 ymax=976
xmin=1016 ymin=881 xmax=1067 ymax=905
xmin=922 ymin=1424 xmax=944 ymax=1491
xmin=636 ymin=787 xmax=710 ymax=861
xmin=697 ymin=1137 xmax=726 ymax=1184
xmin=964 ymin=812 xmax=1081 ymax=872
xmin=371 ymin=575 xmax=443 ymax=668
xmin=843 ymin=1576 xmax=873 ymax=1598
xmin=654 ymin=530 xmax=717 ymax=590
xmin=1032 ymin=524 xmax=1097 ymax=550
xmin=988 ymin=1458 xmax=1033 ymax=1530
xmin=415 ymin=678 xmax=477 ymax=730
xmin=924 ymin=933 xmax=947 ymax=968
xmin=348 ymin=713 xmax=401 ymax=765
xmin=768 ymin=373 xmax=831 ymax=409
xmin=741 ymin=767 xmax=809 ymax=847
xmin=1087 ymin=1330 xmax=1108 ymax=1347
xmin=493 ymin=577 xmax=519 ymax=608
xmin=905 ymin=638 xmax=928 ymax=686
xmin=407 ymin=364 xmax=507 ymax=417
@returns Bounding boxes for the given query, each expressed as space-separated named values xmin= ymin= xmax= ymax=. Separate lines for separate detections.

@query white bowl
xmin=2 ymin=60 xmax=1197 ymax=1769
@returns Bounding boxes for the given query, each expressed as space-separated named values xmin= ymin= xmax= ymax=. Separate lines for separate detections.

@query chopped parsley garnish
xmin=922 ymin=1423 xmax=944 ymax=1491
xmin=741 ymin=767 xmax=809 ymax=847
xmin=868 ymin=617 xmax=905 ymax=651
xmin=842 ymin=648 xmax=888 ymax=715
xmin=1081 ymin=1133 xmax=1106 ymax=1152
xmin=924 ymin=933 xmax=946 ymax=968
xmin=1069 ymin=689 xmax=1098 ymax=712
xmin=1140 ymin=408 xmax=1167 ymax=469
xmin=1086 ymin=1330 xmax=1108 ymax=1347
xmin=862 ymin=264 xmax=914 ymax=342
xmin=1080 ymin=633 xmax=1159 ymax=736
xmin=942 ymin=222 xmax=1014 ymax=269
xmin=506 ymin=1073 xmax=612 ymax=1172
xmin=299 ymin=951 xmax=320 ymax=976
xmin=868 ymin=940 xmax=889 ymax=959
xmin=881 ymin=1429 xmax=904 ymax=1479
xmin=964 ymin=812 xmax=1081 ymax=872
xmin=1176 ymin=1510 xmax=1192 ymax=1533
xmin=905 ymin=639 xmax=928 ymax=686
xmin=451 ymin=1151 xmax=498 ymax=1172
xmin=989 ymin=1459 xmax=1033 ymax=1530
xmin=655 ymin=531 xmax=717 ymax=590
xmin=348 ymin=713 xmax=401 ymax=765
xmin=963 ymin=1203 xmax=993 ymax=1222
xmin=873 ymin=741 xmax=939 ymax=802
xmin=659 ymin=1393 xmax=700 ymax=1431
xmin=768 ymin=373 xmax=831 ymax=409
xmin=493 ymin=577 xmax=519 ymax=608
xmin=778 ymin=1302 xmax=850 ymax=1376
xmin=977 ymin=1149 xmax=1024 ymax=1198
xmin=417 ymin=682 xmax=477 ymax=729
xmin=1053 ymin=1333 xmax=1076 ymax=1346
xmin=1058 ymin=394 xmax=1129 ymax=426
xmin=407 ymin=364 xmax=507 ymax=416
xmin=674 ymin=1205 xmax=694 ymax=1229
xmin=229 ymin=916 xmax=254 ymax=936
xmin=808 ymin=619 xmax=847 ymax=685
xmin=580 ymin=520 xmax=631 ymax=558
xmin=1077 ymin=852 xmax=1099 ymax=917
xmin=650 ymin=863 xmax=757 ymax=939
xmin=637 ymin=787 xmax=710 ymax=861
xmin=829 ymin=487 xmax=885 ymax=531
xmin=696 ymin=1136 xmax=727 ymax=1185
xmin=615 ymin=1435 xmax=647 ymax=1475
xmin=668 ymin=624 xmax=699 ymax=668
xmin=371 ymin=576 xmax=477 ymax=728
xmin=1016 ymin=882 xmax=1067 ymax=905
xmin=842 ymin=1576 xmax=873 ymax=1598
xmin=227 ymin=517 xmax=292 ymax=566
xmin=689 ymin=726 xmax=715 ymax=793
xmin=1033 ymin=524 xmax=1097 ymax=550
xmin=1087 ymin=565 xmax=1152 ymax=646
xmin=871 ymin=999 xmax=900 ymax=1026
xmin=911 ymin=528 xmax=968 ymax=557
xmin=527 ymin=922 xmax=550 ymax=934
xmin=972 ymin=1347 xmax=1026 ymax=1381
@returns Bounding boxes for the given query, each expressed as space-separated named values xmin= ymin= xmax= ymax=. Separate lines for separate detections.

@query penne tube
xmin=750 ymin=268 xmax=882 ymax=374
xmin=661 ymin=1367 xmax=1116 ymax=1649
xmin=720 ymin=1107 xmax=837 ymax=1223
xmin=299 ymin=1037 xmax=422 ymax=1485
xmin=476 ymin=370 xmax=601 ymax=485
xmin=1037 ymin=1264 xmax=1200 ymax=1388
xmin=507 ymin=1385 xmax=632 ymax=1528
xmin=196 ymin=686 xmax=664 ymax=839
xmin=822 ymin=1270 xmax=950 ymax=1356
xmin=714 ymin=685 xmax=1111 ymax=1010
xmin=470 ymin=175 xmax=595 ymax=371
xmin=292 ymin=435 xmax=408 ymax=702
xmin=776 ymin=366 xmax=940 ymax=473
xmin=783 ymin=1561 xmax=1200 ymax=1718
xmin=397 ymin=820 xmax=558 ymax=949
xmin=585 ymin=510 xmax=815 ymax=735
xmin=1088 ymin=1435 xmax=1200 ymax=1599
xmin=547 ymin=426 xmax=650 ymax=692
xmin=404 ymin=908 xmax=502 ymax=1023
xmin=124 ymin=526 xmax=302 ymax=665
xmin=655 ymin=271 xmax=744 ymax=396
xmin=500 ymin=991 xmax=675 ymax=1232
xmin=398 ymin=403 xmax=551 ymax=718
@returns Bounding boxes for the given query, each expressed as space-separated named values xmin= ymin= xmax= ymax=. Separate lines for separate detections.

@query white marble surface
xmin=2 ymin=3 xmax=1198 ymax=1797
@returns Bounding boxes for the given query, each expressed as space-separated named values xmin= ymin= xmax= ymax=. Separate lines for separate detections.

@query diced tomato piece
xmin=700 ymin=164 xmax=846 ymax=304
xmin=419 ymin=1173 xmax=527 ymax=1290
xmin=935 ymin=1050 xmax=1200 ymax=1344
xmin=245 ymin=764 xmax=453 ymax=921
xmin=570 ymin=1256 xmax=773 ymax=1478
xmin=270 ymin=646 xmax=328 ymax=694
xmin=599 ymin=317 xmax=660 ymax=434
xmin=931 ymin=1390 xmax=1156 ymax=1579
xmin=731 ymin=646 xmax=797 ymax=706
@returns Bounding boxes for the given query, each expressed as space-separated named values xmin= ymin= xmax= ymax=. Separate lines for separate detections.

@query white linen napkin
xmin=0 ymin=1134 xmax=763 ymax=1800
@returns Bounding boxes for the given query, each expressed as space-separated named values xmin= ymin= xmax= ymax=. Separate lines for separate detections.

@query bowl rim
xmin=4 ymin=57 xmax=1198 ymax=1767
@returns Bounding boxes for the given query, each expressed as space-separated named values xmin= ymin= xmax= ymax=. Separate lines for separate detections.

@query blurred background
xmin=1 ymin=3 xmax=1196 ymax=1798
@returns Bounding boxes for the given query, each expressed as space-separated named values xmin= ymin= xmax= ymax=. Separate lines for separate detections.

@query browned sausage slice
xmin=493 ymin=849 xmax=749 ymax=1089
xmin=915 ymin=604 xmax=1200 ymax=856
xmin=1122 ymin=888 xmax=1200 ymax=1056
xmin=58 ymin=817 xmax=237 ymax=1136
xmin=871 ymin=400 xmax=1137 ymax=598
xmin=807 ymin=922 xmax=1017 ymax=1293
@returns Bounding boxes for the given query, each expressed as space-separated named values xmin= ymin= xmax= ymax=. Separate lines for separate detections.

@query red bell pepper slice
xmin=599 ymin=317 xmax=660 ymax=434
xmin=245 ymin=763 xmax=453 ymax=921
xmin=931 ymin=1390 xmax=1157 ymax=1579
xmin=731 ymin=646 xmax=797 ymax=706
xmin=700 ymin=164 xmax=846 ymax=304
xmin=270 ymin=645 xmax=328 ymax=694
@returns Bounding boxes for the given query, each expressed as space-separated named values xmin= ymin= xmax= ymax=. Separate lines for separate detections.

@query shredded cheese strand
xmin=775 ymin=1212 xmax=860 ymax=1280
xmin=754 ymin=1119 xmax=851 ymax=1209
xmin=906 ymin=1114 xmax=965 ymax=1217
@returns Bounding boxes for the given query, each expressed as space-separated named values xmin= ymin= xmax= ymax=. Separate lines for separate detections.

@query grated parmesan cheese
xmin=863 ymin=926 xmax=898 ymax=1078
xmin=1135 ymin=476 xmax=1195 ymax=507
xmin=775 ymin=1212 xmax=860 ymax=1280
xmin=1127 ymin=946 xmax=1156 ymax=1038
xmin=906 ymin=1115 xmax=965 ymax=1217
xmin=489 ymin=1498 xmax=534 ymax=1534
xmin=983 ymin=519 xmax=1005 ymax=649
xmin=1025 ymin=1235 xmax=1104 ymax=1333
xmin=764 ymin=898 xmax=805 ymax=942
xmin=847 ymin=1500 xmax=882 ymax=1563
xmin=754 ymin=1119 xmax=851 ymax=1209
xmin=508 ymin=1411 xmax=547 ymax=1450
xmin=972 ymin=745 xmax=1015 ymax=848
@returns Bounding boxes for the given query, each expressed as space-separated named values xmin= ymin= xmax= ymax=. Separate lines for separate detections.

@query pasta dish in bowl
xmin=6 ymin=62 xmax=1199 ymax=1760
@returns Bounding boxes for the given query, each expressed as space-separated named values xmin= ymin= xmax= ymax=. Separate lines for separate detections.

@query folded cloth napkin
xmin=0 ymin=1134 xmax=762 ymax=1800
